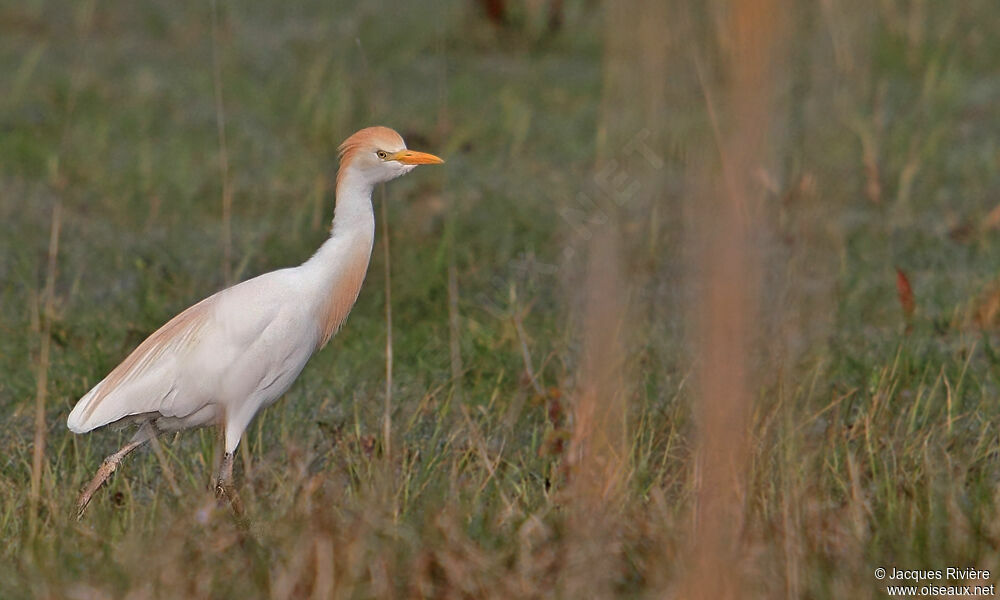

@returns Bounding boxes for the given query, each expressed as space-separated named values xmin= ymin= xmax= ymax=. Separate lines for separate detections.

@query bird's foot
xmin=215 ymin=479 xmax=245 ymax=518
xmin=76 ymin=457 xmax=120 ymax=520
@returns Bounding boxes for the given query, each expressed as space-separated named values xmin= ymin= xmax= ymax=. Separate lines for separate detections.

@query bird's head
xmin=337 ymin=126 xmax=443 ymax=188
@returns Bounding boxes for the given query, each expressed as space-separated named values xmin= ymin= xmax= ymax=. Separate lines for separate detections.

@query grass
xmin=2 ymin=0 xmax=1000 ymax=597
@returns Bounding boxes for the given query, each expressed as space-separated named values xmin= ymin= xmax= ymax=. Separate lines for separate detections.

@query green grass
xmin=2 ymin=0 xmax=1000 ymax=597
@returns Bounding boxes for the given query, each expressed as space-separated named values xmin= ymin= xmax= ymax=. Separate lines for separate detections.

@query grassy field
xmin=3 ymin=0 xmax=1000 ymax=597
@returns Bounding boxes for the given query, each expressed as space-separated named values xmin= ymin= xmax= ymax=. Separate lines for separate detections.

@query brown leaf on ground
xmin=971 ymin=279 xmax=1000 ymax=329
xmin=984 ymin=203 xmax=1000 ymax=231
xmin=948 ymin=220 xmax=975 ymax=243
xmin=895 ymin=268 xmax=916 ymax=320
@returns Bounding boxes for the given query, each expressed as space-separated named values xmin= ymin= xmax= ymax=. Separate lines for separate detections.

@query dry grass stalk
xmin=512 ymin=308 xmax=546 ymax=398
xmin=210 ymin=0 xmax=233 ymax=286
xmin=148 ymin=433 xmax=181 ymax=498
xmin=858 ymin=122 xmax=883 ymax=204
xmin=561 ymin=226 xmax=627 ymax=598
xmin=433 ymin=0 xmax=464 ymax=406
xmin=447 ymin=256 xmax=463 ymax=397
xmin=28 ymin=201 xmax=62 ymax=540
xmin=684 ymin=0 xmax=783 ymax=597
xmin=379 ymin=185 xmax=394 ymax=463
xmin=552 ymin=0 xmax=651 ymax=592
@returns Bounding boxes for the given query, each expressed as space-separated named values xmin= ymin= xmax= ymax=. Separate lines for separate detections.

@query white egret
xmin=67 ymin=126 xmax=443 ymax=517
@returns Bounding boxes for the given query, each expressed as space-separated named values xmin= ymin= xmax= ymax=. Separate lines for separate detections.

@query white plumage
xmin=68 ymin=126 xmax=443 ymax=516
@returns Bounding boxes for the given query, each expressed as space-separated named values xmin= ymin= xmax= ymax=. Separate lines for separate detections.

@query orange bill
xmin=391 ymin=149 xmax=444 ymax=165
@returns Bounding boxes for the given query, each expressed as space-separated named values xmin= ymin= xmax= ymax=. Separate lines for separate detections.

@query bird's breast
xmin=316 ymin=241 xmax=373 ymax=348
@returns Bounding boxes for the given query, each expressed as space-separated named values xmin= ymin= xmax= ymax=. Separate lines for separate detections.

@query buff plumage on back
xmin=66 ymin=296 xmax=214 ymax=433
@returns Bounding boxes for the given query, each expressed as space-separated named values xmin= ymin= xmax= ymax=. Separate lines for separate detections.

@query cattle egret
xmin=67 ymin=126 xmax=443 ymax=517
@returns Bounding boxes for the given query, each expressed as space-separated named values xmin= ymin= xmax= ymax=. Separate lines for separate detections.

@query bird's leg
xmin=215 ymin=451 xmax=234 ymax=498
xmin=76 ymin=423 xmax=156 ymax=519
xmin=215 ymin=451 xmax=244 ymax=516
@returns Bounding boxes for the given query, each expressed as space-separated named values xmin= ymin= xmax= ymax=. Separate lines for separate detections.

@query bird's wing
xmin=67 ymin=270 xmax=307 ymax=434
xmin=67 ymin=294 xmax=218 ymax=433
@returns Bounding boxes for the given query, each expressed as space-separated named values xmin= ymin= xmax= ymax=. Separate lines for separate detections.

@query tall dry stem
xmin=29 ymin=201 xmax=62 ymax=540
xmin=211 ymin=0 xmax=233 ymax=285
xmin=684 ymin=0 xmax=783 ymax=598
xmin=562 ymin=226 xmax=627 ymax=598
xmin=380 ymin=185 xmax=394 ymax=464
xmin=558 ymin=0 xmax=659 ymax=592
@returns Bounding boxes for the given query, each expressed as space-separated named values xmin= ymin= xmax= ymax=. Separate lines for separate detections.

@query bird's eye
xmin=376 ymin=150 xmax=389 ymax=160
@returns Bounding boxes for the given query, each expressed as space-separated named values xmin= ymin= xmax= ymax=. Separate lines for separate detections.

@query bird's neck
xmin=330 ymin=170 xmax=376 ymax=240
xmin=303 ymin=169 xmax=377 ymax=347
xmin=308 ymin=170 xmax=376 ymax=261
